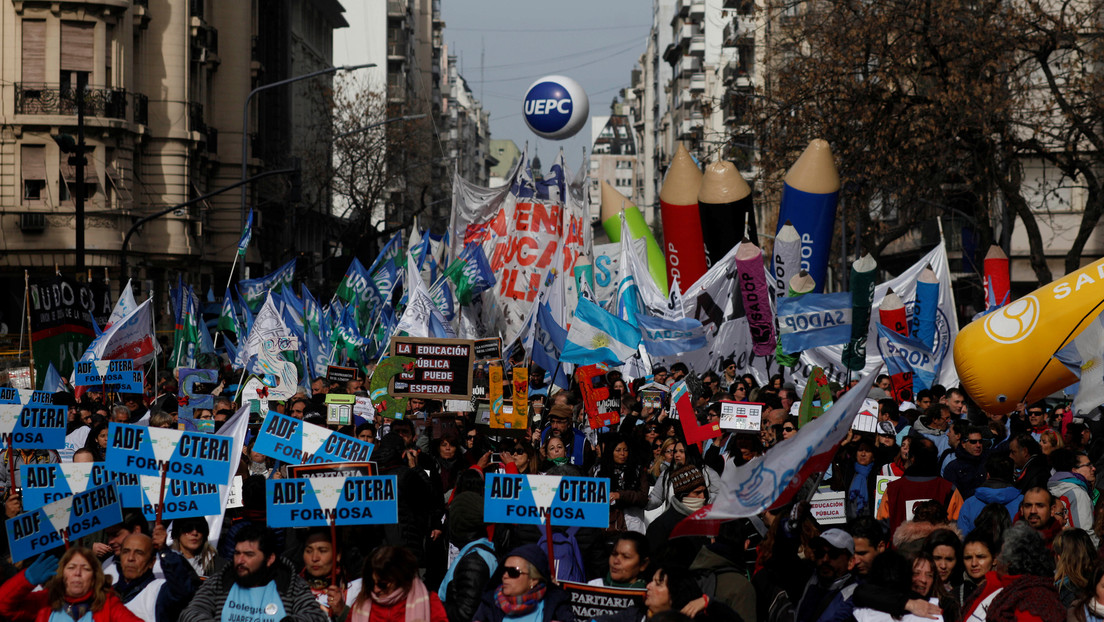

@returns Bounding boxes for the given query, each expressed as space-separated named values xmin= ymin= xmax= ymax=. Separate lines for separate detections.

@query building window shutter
xmin=61 ymin=22 xmax=95 ymax=73
xmin=22 ymin=20 xmax=46 ymax=84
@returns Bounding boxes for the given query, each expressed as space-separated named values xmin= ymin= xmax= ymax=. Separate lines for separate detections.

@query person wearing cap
xmin=471 ymin=544 xmax=571 ymax=622
xmin=540 ymin=404 xmax=593 ymax=469
xmin=794 ymin=528 xmax=858 ymax=622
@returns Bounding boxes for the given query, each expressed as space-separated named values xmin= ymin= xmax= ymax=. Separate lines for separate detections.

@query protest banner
xmin=286 ymin=462 xmax=377 ymax=478
xmin=20 ymin=463 xmax=140 ymax=509
xmin=252 ymin=411 xmax=373 ymax=465
xmin=7 ymin=483 xmax=122 ymax=562
xmin=266 ymin=475 xmax=398 ymax=527
xmin=326 ymin=365 xmax=358 ymax=386
xmin=177 ymin=368 xmax=217 ymax=422
xmin=227 ymin=476 xmax=244 ymax=509
xmin=0 ymin=399 xmax=66 ymax=450
xmin=809 ymin=488 xmax=847 ymax=525
xmin=473 ymin=338 xmax=502 ymax=361
xmin=139 ymin=476 xmax=220 ymax=520
xmin=106 ymin=423 xmax=233 ymax=486
xmin=484 ymin=473 xmax=610 ymax=528
xmin=561 ymin=582 xmax=645 ymax=620
xmin=73 ymin=359 xmax=142 ymax=392
xmin=719 ymin=401 xmax=763 ymax=432
xmin=0 ymin=388 xmax=54 ymax=406
xmin=577 ymin=365 xmax=619 ymax=429
xmin=875 ymin=475 xmax=900 ymax=514
xmin=671 ymin=380 xmax=720 ymax=446
xmin=353 ymin=396 xmax=375 ymax=421
xmin=28 ymin=276 xmax=112 ymax=382
xmin=391 ymin=337 xmax=475 ymax=399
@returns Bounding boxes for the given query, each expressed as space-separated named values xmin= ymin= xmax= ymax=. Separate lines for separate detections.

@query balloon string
xmin=1018 ymin=296 xmax=1104 ymax=405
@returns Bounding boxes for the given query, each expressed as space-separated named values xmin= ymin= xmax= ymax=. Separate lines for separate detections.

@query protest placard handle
xmin=6 ymin=442 xmax=14 ymax=496
xmin=544 ymin=514 xmax=557 ymax=586
xmin=155 ymin=463 xmax=168 ymax=526
xmin=330 ymin=516 xmax=338 ymax=587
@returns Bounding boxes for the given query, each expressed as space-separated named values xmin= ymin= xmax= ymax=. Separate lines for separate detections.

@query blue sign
xmin=74 ymin=359 xmax=143 ymax=392
xmin=6 ymin=483 xmax=123 ymax=562
xmin=266 ymin=476 xmax=398 ymax=527
xmin=105 ymin=423 xmax=233 ymax=485
xmin=0 ymin=403 xmax=66 ymax=449
xmin=0 ymin=388 xmax=54 ymax=405
xmin=21 ymin=463 xmax=143 ymax=510
xmin=253 ymin=412 xmax=373 ymax=466
xmin=177 ymin=368 xmax=217 ymax=424
xmin=484 ymin=474 xmax=610 ymax=528
xmin=139 ymin=476 xmax=221 ymax=520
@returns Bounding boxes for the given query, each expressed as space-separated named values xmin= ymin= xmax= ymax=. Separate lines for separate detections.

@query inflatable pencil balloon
xmin=659 ymin=144 xmax=707 ymax=288
xmin=911 ymin=266 xmax=939 ymax=351
xmin=773 ymin=221 xmax=801 ymax=302
xmin=954 ymin=257 xmax=1104 ymax=415
xmin=842 ymin=254 xmax=878 ymax=371
xmin=698 ymin=159 xmax=756 ymax=265
xmin=776 ymin=139 xmax=840 ymax=292
xmin=599 ymin=181 xmax=668 ymax=295
xmin=879 ymin=288 xmax=912 ymax=400
xmin=984 ymin=245 xmax=1011 ymax=310
xmin=776 ymin=269 xmax=817 ymax=367
xmin=735 ymin=238 xmax=776 ymax=356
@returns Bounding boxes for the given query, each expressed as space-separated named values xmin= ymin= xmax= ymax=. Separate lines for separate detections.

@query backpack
xmin=537 ymin=526 xmax=586 ymax=583
xmin=689 ymin=562 xmax=746 ymax=603
xmin=439 ymin=538 xmax=497 ymax=602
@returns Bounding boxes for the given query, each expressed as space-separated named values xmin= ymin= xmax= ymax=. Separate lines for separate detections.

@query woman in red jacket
xmin=343 ymin=546 xmax=447 ymax=622
xmin=0 ymin=547 xmax=142 ymax=622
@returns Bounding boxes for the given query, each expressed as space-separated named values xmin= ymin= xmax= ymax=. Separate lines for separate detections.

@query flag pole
xmin=213 ymin=255 xmax=241 ymax=352
xmin=149 ymin=293 xmax=158 ymax=402
xmin=24 ymin=271 xmax=36 ymax=389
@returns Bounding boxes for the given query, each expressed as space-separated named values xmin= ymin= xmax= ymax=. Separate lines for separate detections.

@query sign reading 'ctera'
xmin=73 ymin=359 xmax=143 ymax=392
xmin=6 ymin=483 xmax=122 ymax=562
xmin=484 ymin=474 xmax=610 ymax=528
xmin=105 ymin=423 xmax=233 ymax=485
xmin=252 ymin=411 xmax=374 ymax=465
xmin=266 ymin=475 xmax=398 ymax=527
xmin=0 ymin=388 xmax=66 ymax=449
xmin=20 ymin=463 xmax=141 ymax=510
xmin=138 ymin=476 xmax=221 ymax=521
xmin=390 ymin=337 xmax=475 ymax=400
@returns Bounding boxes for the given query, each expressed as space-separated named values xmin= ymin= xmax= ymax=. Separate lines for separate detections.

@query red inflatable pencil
xmin=659 ymin=144 xmax=706 ymax=287
xmin=983 ymin=245 xmax=1010 ymax=310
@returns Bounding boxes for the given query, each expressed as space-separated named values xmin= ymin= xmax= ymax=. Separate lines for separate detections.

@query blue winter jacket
xmin=957 ymin=480 xmax=1022 ymax=536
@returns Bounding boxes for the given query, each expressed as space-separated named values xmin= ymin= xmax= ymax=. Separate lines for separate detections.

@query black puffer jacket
xmin=471 ymin=583 xmax=573 ymax=622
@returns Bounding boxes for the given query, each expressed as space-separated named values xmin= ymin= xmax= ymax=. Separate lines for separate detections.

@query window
xmin=61 ymin=22 xmax=95 ymax=98
xmin=21 ymin=145 xmax=46 ymax=202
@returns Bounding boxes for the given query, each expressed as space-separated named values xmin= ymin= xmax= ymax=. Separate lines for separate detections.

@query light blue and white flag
xmin=1055 ymin=307 xmax=1104 ymax=415
xmin=876 ymin=324 xmax=939 ymax=392
xmin=395 ymin=251 xmax=455 ymax=339
xmin=777 ymin=292 xmax=853 ymax=354
xmin=237 ymin=258 xmax=296 ymax=312
xmin=561 ymin=297 xmax=641 ymax=366
xmin=237 ymin=209 xmax=253 ymax=257
xmin=637 ymin=314 xmax=707 ymax=357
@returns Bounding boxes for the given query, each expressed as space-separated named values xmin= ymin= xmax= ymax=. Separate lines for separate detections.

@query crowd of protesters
xmin=0 ymin=360 xmax=1102 ymax=622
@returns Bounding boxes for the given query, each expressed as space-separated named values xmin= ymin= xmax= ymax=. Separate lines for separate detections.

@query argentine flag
xmin=561 ymin=298 xmax=641 ymax=366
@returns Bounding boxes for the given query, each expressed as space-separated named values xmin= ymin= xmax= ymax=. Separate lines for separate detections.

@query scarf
xmin=63 ymin=591 xmax=93 ymax=622
xmin=848 ymin=462 xmax=874 ymax=516
xmin=494 ymin=583 xmax=547 ymax=616
xmin=987 ymin=574 xmax=1065 ymax=622
xmin=604 ymin=573 xmax=647 ymax=589
xmin=1088 ymin=599 xmax=1104 ymax=617
xmin=550 ymin=456 xmax=568 ymax=466
xmin=350 ymin=578 xmax=432 ymax=622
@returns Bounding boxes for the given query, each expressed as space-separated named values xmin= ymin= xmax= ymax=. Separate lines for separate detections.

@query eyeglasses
xmin=783 ymin=426 xmax=796 ymax=432
xmin=1028 ymin=411 xmax=1045 ymax=417
xmin=466 ymin=434 xmax=477 ymax=440
xmin=372 ymin=579 xmax=394 ymax=593
xmin=1076 ymin=462 xmax=1095 ymax=471
xmin=963 ymin=438 xmax=983 ymax=445
xmin=502 ymin=566 xmax=529 ymax=579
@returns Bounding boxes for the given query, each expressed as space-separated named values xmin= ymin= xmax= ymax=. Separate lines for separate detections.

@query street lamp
xmin=240 ymin=63 xmax=375 ymax=228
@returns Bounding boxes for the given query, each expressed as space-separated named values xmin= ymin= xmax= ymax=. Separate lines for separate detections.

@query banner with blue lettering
xmin=484 ymin=474 xmax=610 ymax=528
xmin=777 ymin=292 xmax=853 ymax=354
xmin=20 ymin=463 xmax=140 ymax=510
xmin=0 ymin=388 xmax=54 ymax=406
xmin=105 ymin=423 xmax=233 ymax=485
xmin=0 ymin=402 xmax=67 ymax=449
xmin=637 ymin=315 xmax=707 ymax=357
xmin=876 ymin=324 xmax=939 ymax=392
xmin=6 ymin=483 xmax=123 ymax=562
xmin=139 ymin=476 xmax=221 ymax=520
xmin=266 ymin=476 xmax=398 ymax=527
xmin=73 ymin=359 xmax=142 ymax=392
xmin=253 ymin=412 xmax=374 ymax=465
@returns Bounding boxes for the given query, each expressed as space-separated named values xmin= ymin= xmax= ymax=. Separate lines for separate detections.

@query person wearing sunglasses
xmin=472 ymin=544 xmax=571 ymax=622
xmin=346 ymin=545 xmax=446 ymax=622
xmin=170 ymin=516 xmax=224 ymax=580
xmin=942 ymin=426 xmax=990 ymax=499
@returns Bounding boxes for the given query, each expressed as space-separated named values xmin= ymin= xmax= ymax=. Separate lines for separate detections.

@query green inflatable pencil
xmin=600 ymin=181 xmax=668 ymax=295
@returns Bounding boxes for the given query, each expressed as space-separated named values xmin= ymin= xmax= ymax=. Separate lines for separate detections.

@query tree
xmin=752 ymin=0 xmax=1104 ymax=288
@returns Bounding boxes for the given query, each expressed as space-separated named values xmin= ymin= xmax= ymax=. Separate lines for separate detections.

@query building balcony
xmin=689 ymin=35 xmax=705 ymax=56
xmin=15 ymin=84 xmax=131 ymax=121
xmin=689 ymin=74 xmax=706 ymax=92
xmin=387 ymin=0 xmax=407 ymax=17
xmin=676 ymin=55 xmax=702 ymax=77
xmin=678 ymin=116 xmax=703 ymax=139
xmin=689 ymin=0 xmax=705 ymax=17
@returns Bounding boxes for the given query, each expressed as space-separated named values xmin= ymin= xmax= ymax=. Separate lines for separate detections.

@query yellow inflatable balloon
xmin=954 ymin=257 xmax=1104 ymax=415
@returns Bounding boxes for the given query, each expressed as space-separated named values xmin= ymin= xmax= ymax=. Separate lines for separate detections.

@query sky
xmin=334 ymin=0 xmax=652 ymax=172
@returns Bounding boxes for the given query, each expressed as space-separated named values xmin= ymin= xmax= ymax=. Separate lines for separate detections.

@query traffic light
xmin=53 ymin=134 xmax=86 ymax=165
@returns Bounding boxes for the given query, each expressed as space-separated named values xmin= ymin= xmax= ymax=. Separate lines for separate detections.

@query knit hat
xmin=547 ymin=404 xmax=573 ymax=421
xmin=670 ymin=465 xmax=706 ymax=498
xmin=506 ymin=543 xmax=550 ymax=581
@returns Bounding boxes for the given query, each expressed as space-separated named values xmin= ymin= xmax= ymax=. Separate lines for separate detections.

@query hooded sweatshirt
xmin=957 ymin=480 xmax=1022 ymax=535
xmin=912 ymin=419 xmax=950 ymax=455
xmin=1049 ymin=471 xmax=1099 ymax=546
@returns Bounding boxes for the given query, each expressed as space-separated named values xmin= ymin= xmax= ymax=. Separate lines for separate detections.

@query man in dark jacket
xmin=1010 ymin=433 xmax=1050 ymax=492
xmin=957 ymin=453 xmax=1023 ymax=535
xmin=441 ymin=538 xmax=497 ymax=622
xmin=795 ymin=529 xmax=857 ymax=622
xmin=179 ymin=525 xmax=326 ymax=622
xmin=113 ymin=533 xmax=196 ymax=622
xmin=943 ymin=426 xmax=989 ymax=499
